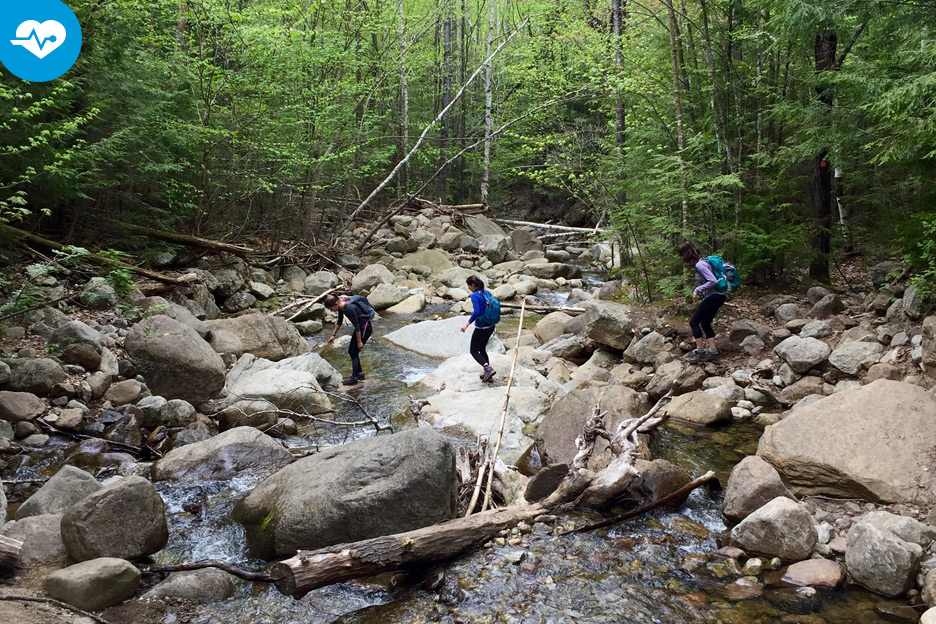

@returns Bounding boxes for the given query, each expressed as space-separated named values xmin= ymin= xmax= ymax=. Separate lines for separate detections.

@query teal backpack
xmin=477 ymin=290 xmax=501 ymax=326
xmin=706 ymin=256 xmax=741 ymax=294
xmin=348 ymin=295 xmax=376 ymax=321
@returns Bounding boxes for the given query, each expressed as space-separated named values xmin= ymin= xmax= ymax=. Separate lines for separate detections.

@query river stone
xmin=779 ymin=376 xmax=825 ymax=405
xmin=61 ymin=343 xmax=102 ymax=371
xmin=16 ymin=465 xmax=102 ymax=520
xmin=799 ymin=320 xmax=832 ymax=339
xmin=0 ymin=390 xmax=45 ymax=422
xmin=227 ymin=352 xmax=342 ymax=398
xmin=534 ymin=312 xmax=572 ymax=345
xmin=383 ymin=316 xmax=505 ymax=358
xmin=510 ymin=227 xmax=543 ymax=254
xmin=624 ymin=331 xmax=666 ymax=365
xmin=583 ymin=300 xmax=635 ymax=350
xmin=923 ymin=608 xmax=936 ymax=624
xmin=79 ymin=277 xmax=117 ymax=309
xmin=646 ymin=359 xmax=706 ymax=399
xmin=858 ymin=510 xmax=936 ymax=548
xmin=782 ymin=559 xmax=843 ymax=589
xmin=808 ymin=294 xmax=845 ymax=319
xmin=478 ymin=234 xmax=510 ymax=264
xmin=225 ymin=367 xmax=331 ymax=415
xmin=846 ymin=517 xmax=923 ymax=597
xmin=539 ymin=334 xmax=589 ymax=360
xmin=774 ymin=303 xmax=804 ymax=324
xmin=757 ymin=380 xmax=936 ymax=505
xmin=662 ymin=390 xmax=731 ymax=426
xmin=5 ymin=358 xmax=67 ymax=395
xmin=492 ymin=283 xmax=517 ymax=301
xmin=773 ymin=336 xmax=831 ymax=374
xmin=828 ymin=341 xmax=884 ymax=376
xmin=367 ymin=282 xmax=407 ymax=309
xmin=60 ymin=476 xmax=168 ymax=562
xmin=524 ymin=463 xmax=569 ymax=502
xmin=233 ymin=428 xmax=458 ymax=558
xmin=102 ymin=379 xmax=146 ymax=406
xmin=125 ymin=315 xmax=226 ymax=405
xmin=871 ymin=261 xmax=898 ymax=287
xmin=632 ymin=459 xmax=692 ymax=505
xmin=303 ymin=270 xmax=340 ymax=296
xmin=203 ymin=313 xmax=309 ymax=361
xmin=152 ymin=426 xmax=294 ymax=482
xmin=45 ymin=557 xmax=141 ymax=612
xmin=526 ymin=262 xmax=580 ymax=280
xmin=385 ymin=293 xmax=427 ymax=315
xmin=144 ymin=568 xmax=235 ymax=603
xmin=535 ymin=385 xmax=645 ymax=469
xmin=3 ymin=513 xmax=70 ymax=569
xmin=722 ymin=456 xmax=795 ymax=526
xmin=463 ymin=214 xmax=507 ymax=238
xmin=729 ymin=496 xmax=817 ymax=561
xmin=729 ymin=319 xmax=770 ymax=343
xmin=350 ymin=263 xmax=395 ymax=295
xmin=50 ymin=320 xmax=102 ymax=350
xmin=397 ymin=249 xmax=455 ymax=274
xmin=903 ymin=284 xmax=929 ymax=320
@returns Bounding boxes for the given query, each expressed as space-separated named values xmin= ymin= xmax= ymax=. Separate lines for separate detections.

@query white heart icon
xmin=11 ymin=20 xmax=67 ymax=60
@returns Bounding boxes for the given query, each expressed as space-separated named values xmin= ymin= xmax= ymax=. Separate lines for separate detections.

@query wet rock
xmin=203 ymin=313 xmax=309 ymax=361
xmin=3 ymin=513 xmax=70 ymax=569
xmin=0 ymin=390 xmax=45 ymax=422
xmin=125 ymin=315 xmax=225 ymax=405
xmin=757 ymin=380 xmax=936 ymax=505
xmin=60 ymin=476 xmax=168 ymax=562
xmin=633 ymin=459 xmax=692 ymax=505
xmin=524 ymin=463 xmax=569 ymax=502
xmin=234 ymin=428 xmax=458 ymax=558
xmin=14 ymin=421 xmax=40 ymax=438
xmin=846 ymin=516 xmax=923 ymax=597
xmin=583 ymin=300 xmax=634 ymax=350
xmin=44 ymin=557 xmax=141 ymax=611
xmin=144 ymin=568 xmax=235 ymax=603
xmin=662 ymin=390 xmax=731 ymax=426
xmin=384 ymin=316 xmax=505 ymax=359
xmin=16 ymin=465 xmax=102 ymax=519
xmin=724 ymin=577 xmax=763 ymax=601
xmin=782 ymin=558 xmax=843 ymax=589
xmin=152 ymin=426 xmax=294 ymax=482
xmin=730 ymin=497 xmax=817 ymax=561
xmin=774 ymin=336 xmax=831 ymax=374
xmin=722 ymin=456 xmax=795 ymax=526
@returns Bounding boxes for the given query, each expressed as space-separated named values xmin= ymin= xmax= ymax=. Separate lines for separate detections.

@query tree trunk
xmin=437 ymin=2 xmax=455 ymax=202
xmin=0 ymin=534 xmax=23 ymax=573
xmin=398 ymin=0 xmax=409 ymax=196
xmin=809 ymin=29 xmax=837 ymax=282
xmin=481 ymin=0 xmax=496 ymax=204
xmin=663 ymin=0 xmax=689 ymax=234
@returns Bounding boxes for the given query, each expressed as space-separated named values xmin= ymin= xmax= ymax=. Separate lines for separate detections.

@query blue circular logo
xmin=0 ymin=0 xmax=81 ymax=82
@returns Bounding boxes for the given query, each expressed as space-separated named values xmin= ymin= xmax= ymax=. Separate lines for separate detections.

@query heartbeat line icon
xmin=11 ymin=20 xmax=67 ymax=59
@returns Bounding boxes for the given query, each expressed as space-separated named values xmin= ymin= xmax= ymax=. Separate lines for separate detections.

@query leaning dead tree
xmin=271 ymin=393 xmax=684 ymax=598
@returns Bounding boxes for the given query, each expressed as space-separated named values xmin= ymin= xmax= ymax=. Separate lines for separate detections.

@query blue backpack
xmin=477 ymin=290 xmax=501 ymax=326
xmin=348 ymin=295 xmax=376 ymax=321
xmin=706 ymin=256 xmax=741 ymax=294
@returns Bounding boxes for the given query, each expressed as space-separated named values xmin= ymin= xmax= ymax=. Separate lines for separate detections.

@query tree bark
xmin=481 ymin=0 xmax=496 ymax=204
xmin=809 ymin=29 xmax=837 ymax=282
xmin=0 ymin=534 xmax=23 ymax=573
xmin=663 ymin=0 xmax=689 ymax=234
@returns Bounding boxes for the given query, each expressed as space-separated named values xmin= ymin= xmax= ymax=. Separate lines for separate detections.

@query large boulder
xmin=60 ymin=476 xmax=168 ymax=562
xmin=721 ymin=456 xmax=794 ymax=526
xmin=526 ymin=262 xmax=580 ymax=280
xmin=125 ymin=316 xmax=225 ymax=405
xmin=0 ymin=391 xmax=45 ymax=422
xmin=152 ymin=426 xmax=294 ymax=482
xmin=463 ymin=214 xmax=507 ymax=238
xmin=144 ymin=568 xmax=235 ymax=604
xmin=478 ymin=235 xmax=510 ymax=264
xmin=645 ymin=360 xmax=706 ymax=399
xmin=16 ymin=465 xmax=102 ymax=520
xmin=661 ymin=390 xmax=731 ymax=426
xmin=50 ymin=321 xmax=103 ymax=350
xmin=919 ymin=315 xmax=936 ymax=373
xmin=203 ymin=314 xmax=309 ymax=361
xmin=757 ymin=380 xmax=936 ymax=505
xmin=4 ymin=513 xmax=70 ymax=569
xmin=4 ymin=358 xmax=66 ymax=395
xmin=583 ymin=301 xmax=634 ymax=350
xmin=383 ymin=316 xmax=505 ymax=359
xmin=773 ymin=335 xmax=831 ymax=374
xmin=624 ymin=331 xmax=667 ymax=365
xmin=44 ymin=557 xmax=140 ymax=612
xmin=535 ymin=385 xmax=645 ymax=470
xmin=828 ymin=341 xmax=884 ymax=376
xmin=397 ymin=249 xmax=455 ymax=274
xmin=729 ymin=496 xmax=817 ymax=561
xmin=224 ymin=353 xmax=339 ymax=414
xmin=534 ymin=312 xmax=573 ymax=345
xmin=367 ymin=283 xmax=408 ymax=310
xmin=233 ymin=428 xmax=458 ymax=558
xmin=846 ymin=513 xmax=924 ymax=597
xmin=510 ymin=227 xmax=543 ymax=254
xmin=350 ymin=263 xmax=395 ymax=294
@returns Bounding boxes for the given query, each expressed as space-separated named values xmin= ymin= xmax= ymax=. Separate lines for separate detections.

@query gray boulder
xmin=729 ymin=496 xmax=817 ymax=560
xmin=846 ymin=516 xmax=923 ymax=597
xmin=774 ymin=303 xmax=804 ymax=324
xmin=645 ymin=359 xmax=706 ymax=399
xmin=350 ymin=263 xmax=395 ymax=294
xmin=203 ymin=313 xmax=309 ymax=361
xmin=722 ymin=456 xmax=794 ymax=526
xmin=662 ymin=390 xmax=731 ymax=426
xmin=828 ymin=341 xmax=884 ymax=376
xmin=0 ymin=390 xmax=45 ymax=422
xmin=5 ymin=358 xmax=66 ymax=395
xmin=4 ymin=513 xmax=70 ymax=569
xmin=233 ymin=428 xmax=458 ymax=558
xmin=478 ymin=234 xmax=510 ymax=264
xmin=923 ymin=316 xmax=936 ymax=373
xmin=60 ymin=476 xmax=168 ymax=562
xmin=44 ymin=557 xmax=140 ymax=611
xmin=510 ymin=227 xmax=543 ymax=254
xmin=79 ymin=277 xmax=117 ymax=309
xmin=383 ymin=316 xmax=505 ymax=359
xmin=304 ymin=270 xmax=340 ymax=296
xmin=144 ymin=568 xmax=235 ymax=604
xmin=729 ymin=319 xmax=770 ymax=344
xmin=534 ymin=312 xmax=573 ymax=345
xmin=806 ymin=286 xmax=833 ymax=305
xmin=758 ymin=380 xmax=936 ymax=504
xmin=224 ymin=353 xmax=337 ymax=414
xmin=808 ymin=294 xmax=844 ymax=319
xmin=540 ymin=333 xmax=589 ymax=360
xmin=583 ymin=301 xmax=634 ymax=350
xmin=870 ymin=261 xmax=898 ymax=287
xmin=367 ymin=282 xmax=407 ymax=310
xmin=526 ymin=263 xmax=581 ymax=280
xmin=774 ymin=335 xmax=831 ymax=373
xmin=903 ymin=284 xmax=929 ymax=320
xmin=624 ymin=331 xmax=666 ymax=365
xmin=16 ymin=465 xmax=102 ymax=520
xmin=152 ymin=426 xmax=294 ymax=482
xmin=125 ymin=316 xmax=225 ymax=405
xmin=50 ymin=321 xmax=102 ymax=350
xmin=397 ymin=249 xmax=455 ymax=274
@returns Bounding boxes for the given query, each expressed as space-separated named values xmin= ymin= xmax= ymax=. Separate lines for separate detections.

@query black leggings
xmin=690 ymin=294 xmax=726 ymax=339
xmin=348 ymin=322 xmax=373 ymax=377
xmin=469 ymin=325 xmax=496 ymax=366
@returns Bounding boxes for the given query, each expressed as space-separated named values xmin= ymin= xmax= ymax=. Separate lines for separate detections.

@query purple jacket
xmin=693 ymin=259 xmax=718 ymax=297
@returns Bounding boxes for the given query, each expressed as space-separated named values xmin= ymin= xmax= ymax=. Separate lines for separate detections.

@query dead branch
xmin=0 ymin=595 xmax=110 ymax=624
xmin=498 ymin=302 xmax=585 ymax=314
xmin=35 ymin=420 xmax=162 ymax=459
xmin=0 ymin=534 xmax=23 ymax=573
xmin=494 ymin=219 xmax=609 ymax=234
xmin=137 ymin=560 xmax=273 ymax=582
xmin=103 ymin=221 xmax=255 ymax=256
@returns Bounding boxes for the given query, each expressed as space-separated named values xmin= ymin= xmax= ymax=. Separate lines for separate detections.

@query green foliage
xmin=260 ymin=507 xmax=276 ymax=532
xmin=901 ymin=212 xmax=936 ymax=299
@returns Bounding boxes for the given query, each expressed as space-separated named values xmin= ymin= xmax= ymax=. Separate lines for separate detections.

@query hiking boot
xmin=481 ymin=366 xmax=496 ymax=383
xmin=684 ymin=349 xmax=708 ymax=364
xmin=355 ymin=372 xmax=366 ymax=381
xmin=706 ymin=349 xmax=719 ymax=362
xmin=342 ymin=376 xmax=358 ymax=386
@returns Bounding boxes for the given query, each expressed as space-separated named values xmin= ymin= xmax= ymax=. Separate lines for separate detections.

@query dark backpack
xmin=477 ymin=290 xmax=501 ymax=326
xmin=348 ymin=295 xmax=376 ymax=321
xmin=706 ymin=256 xmax=741 ymax=294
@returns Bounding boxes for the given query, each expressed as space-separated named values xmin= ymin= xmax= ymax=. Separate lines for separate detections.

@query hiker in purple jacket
xmin=460 ymin=275 xmax=497 ymax=382
xmin=678 ymin=239 xmax=726 ymax=363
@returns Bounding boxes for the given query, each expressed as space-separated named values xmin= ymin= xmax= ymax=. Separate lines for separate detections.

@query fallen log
xmin=499 ymin=302 xmax=585 ymax=314
xmin=138 ymin=560 xmax=272 ymax=582
xmin=494 ymin=219 xmax=608 ymax=234
xmin=0 ymin=533 xmax=23 ymax=573
xmin=103 ymin=221 xmax=255 ymax=256
xmin=0 ymin=224 xmax=198 ymax=286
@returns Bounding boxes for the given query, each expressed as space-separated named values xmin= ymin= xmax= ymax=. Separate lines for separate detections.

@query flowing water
xmin=1 ymin=267 xmax=900 ymax=623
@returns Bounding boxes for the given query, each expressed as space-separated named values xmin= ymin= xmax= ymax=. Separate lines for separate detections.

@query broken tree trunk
xmin=0 ymin=534 xmax=23 ymax=573
xmin=271 ymin=395 xmax=674 ymax=598
xmin=494 ymin=219 xmax=609 ymax=234
xmin=0 ymin=224 xmax=199 ymax=286
xmin=104 ymin=221 xmax=255 ymax=256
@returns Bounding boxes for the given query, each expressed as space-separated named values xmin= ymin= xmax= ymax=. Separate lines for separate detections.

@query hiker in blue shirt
xmin=324 ymin=293 xmax=374 ymax=385
xmin=460 ymin=275 xmax=497 ymax=382
xmin=678 ymin=239 xmax=726 ymax=364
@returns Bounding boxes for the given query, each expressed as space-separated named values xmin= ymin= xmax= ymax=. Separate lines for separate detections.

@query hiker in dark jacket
xmin=678 ymin=239 xmax=726 ymax=364
xmin=460 ymin=275 xmax=497 ymax=382
xmin=324 ymin=294 xmax=374 ymax=385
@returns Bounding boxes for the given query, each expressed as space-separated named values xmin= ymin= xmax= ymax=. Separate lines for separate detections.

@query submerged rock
xmin=152 ymin=426 xmax=294 ymax=482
